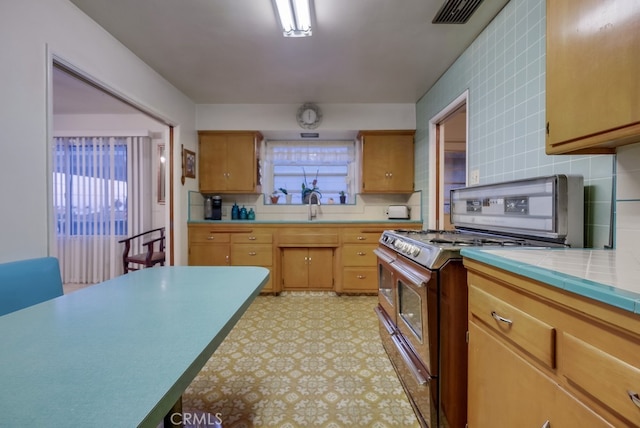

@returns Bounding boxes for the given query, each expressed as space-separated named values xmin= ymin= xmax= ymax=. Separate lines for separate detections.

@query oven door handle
xmin=391 ymin=334 xmax=430 ymax=385
xmin=374 ymin=306 xmax=396 ymax=335
xmin=392 ymin=261 xmax=431 ymax=286
xmin=374 ymin=248 xmax=395 ymax=264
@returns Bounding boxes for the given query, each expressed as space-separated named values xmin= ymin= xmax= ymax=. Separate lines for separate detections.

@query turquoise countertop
xmin=188 ymin=220 xmax=422 ymax=224
xmin=461 ymin=248 xmax=640 ymax=314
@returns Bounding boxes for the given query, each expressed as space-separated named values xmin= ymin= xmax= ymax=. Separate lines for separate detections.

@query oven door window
xmin=379 ymin=263 xmax=394 ymax=306
xmin=398 ymin=280 xmax=423 ymax=342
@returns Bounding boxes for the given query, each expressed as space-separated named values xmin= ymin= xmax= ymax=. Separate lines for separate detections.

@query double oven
xmin=375 ymin=175 xmax=585 ymax=428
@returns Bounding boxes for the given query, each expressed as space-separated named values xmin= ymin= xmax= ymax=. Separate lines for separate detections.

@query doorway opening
xmin=50 ymin=60 xmax=173 ymax=284
xmin=428 ymin=91 xmax=468 ymax=230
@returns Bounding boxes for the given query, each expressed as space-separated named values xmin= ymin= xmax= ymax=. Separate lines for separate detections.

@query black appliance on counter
xmin=375 ymin=174 xmax=584 ymax=428
xmin=204 ymin=195 xmax=222 ymax=220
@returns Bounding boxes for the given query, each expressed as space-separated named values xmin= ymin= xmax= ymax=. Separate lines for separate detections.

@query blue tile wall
xmin=415 ymin=0 xmax=615 ymax=248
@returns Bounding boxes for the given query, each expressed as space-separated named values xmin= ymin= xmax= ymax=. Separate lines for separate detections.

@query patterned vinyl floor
xmin=182 ymin=292 xmax=420 ymax=427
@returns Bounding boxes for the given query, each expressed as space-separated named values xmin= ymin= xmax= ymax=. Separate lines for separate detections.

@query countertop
xmin=461 ymin=248 xmax=640 ymax=314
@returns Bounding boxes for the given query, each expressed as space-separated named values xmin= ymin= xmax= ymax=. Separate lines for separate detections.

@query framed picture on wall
xmin=183 ymin=148 xmax=196 ymax=179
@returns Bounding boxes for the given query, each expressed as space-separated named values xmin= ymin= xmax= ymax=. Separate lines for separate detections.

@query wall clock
xmin=296 ymin=103 xmax=322 ymax=129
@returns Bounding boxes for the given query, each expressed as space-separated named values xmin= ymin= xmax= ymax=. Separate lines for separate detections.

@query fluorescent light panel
xmin=274 ymin=0 xmax=312 ymax=37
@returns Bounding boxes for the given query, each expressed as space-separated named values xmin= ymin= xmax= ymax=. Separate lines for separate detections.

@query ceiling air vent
xmin=432 ymin=0 xmax=485 ymax=24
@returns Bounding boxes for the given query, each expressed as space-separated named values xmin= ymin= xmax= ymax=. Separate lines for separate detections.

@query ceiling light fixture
xmin=273 ymin=0 xmax=312 ymax=37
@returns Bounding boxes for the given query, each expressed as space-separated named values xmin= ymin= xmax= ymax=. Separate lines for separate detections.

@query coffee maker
xmin=212 ymin=195 xmax=222 ymax=220
xmin=204 ymin=195 xmax=222 ymax=220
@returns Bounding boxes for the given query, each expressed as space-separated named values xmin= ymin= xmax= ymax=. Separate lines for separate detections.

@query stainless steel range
xmin=374 ymin=175 xmax=584 ymax=428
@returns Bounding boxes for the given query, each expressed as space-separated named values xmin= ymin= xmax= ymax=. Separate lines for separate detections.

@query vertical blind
xmin=52 ymin=136 xmax=151 ymax=283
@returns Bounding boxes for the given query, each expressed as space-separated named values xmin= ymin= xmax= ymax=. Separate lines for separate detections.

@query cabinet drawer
xmin=231 ymin=244 xmax=273 ymax=266
xmin=231 ymin=233 xmax=272 ymax=244
xmin=341 ymin=231 xmax=382 ymax=244
xmin=469 ymin=285 xmax=556 ymax=368
xmin=189 ymin=230 xmax=230 ymax=243
xmin=341 ymin=244 xmax=378 ymax=266
xmin=342 ymin=267 xmax=377 ymax=291
xmin=563 ymin=332 xmax=640 ymax=425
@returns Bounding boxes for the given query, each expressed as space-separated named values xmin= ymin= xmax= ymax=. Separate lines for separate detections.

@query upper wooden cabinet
xmin=358 ymin=130 xmax=415 ymax=193
xmin=198 ymin=131 xmax=262 ymax=193
xmin=546 ymin=0 xmax=640 ymax=154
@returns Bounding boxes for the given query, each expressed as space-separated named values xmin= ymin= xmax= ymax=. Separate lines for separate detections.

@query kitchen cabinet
xmin=278 ymin=228 xmax=338 ymax=291
xmin=464 ymin=258 xmax=640 ymax=427
xmin=358 ymin=130 xmax=415 ymax=193
xmin=198 ymin=131 xmax=262 ymax=193
xmin=189 ymin=222 xmax=422 ymax=294
xmin=546 ymin=0 xmax=640 ymax=154
xmin=230 ymin=232 xmax=274 ymax=293
xmin=338 ymin=229 xmax=386 ymax=293
xmin=281 ymin=248 xmax=334 ymax=290
xmin=188 ymin=225 xmax=275 ymax=293
xmin=188 ymin=229 xmax=230 ymax=266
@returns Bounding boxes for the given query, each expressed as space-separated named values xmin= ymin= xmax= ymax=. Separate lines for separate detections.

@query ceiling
xmin=56 ymin=0 xmax=508 ymax=116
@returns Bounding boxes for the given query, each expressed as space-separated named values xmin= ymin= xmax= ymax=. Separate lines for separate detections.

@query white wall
xmin=196 ymin=103 xmax=416 ymax=132
xmin=0 ymin=0 xmax=197 ymax=264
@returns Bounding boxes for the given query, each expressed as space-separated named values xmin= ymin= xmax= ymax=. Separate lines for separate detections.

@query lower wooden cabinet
xmin=468 ymin=322 xmax=611 ymax=427
xmin=188 ymin=222 xmax=421 ymax=294
xmin=465 ymin=258 xmax=640 ymax=427
xmin=281 ymin=248 xmax=334 ymax=290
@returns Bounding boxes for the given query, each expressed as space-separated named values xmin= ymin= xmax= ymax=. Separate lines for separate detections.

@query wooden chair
xmin=118 ymin=227 xmax=166 ymax=274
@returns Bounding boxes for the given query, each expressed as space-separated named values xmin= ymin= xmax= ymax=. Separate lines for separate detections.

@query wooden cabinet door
xmin=307 ymin=248 xmax=333 ymax=289
xmin=361 ymin=132 xmax=414 ymax=193
xmin=225 ymin=134 xmax=256 ymax=192
xmin=281 ymin=248 xmax=333 ymax=290
xmin=189 ymin=243 xmax=230 ymax=266
xmin=546 ymin=0 xmax=640 ymax=154
xmin=281 ymin=248 xmax=309 ymax=289
xmin=199 ymin=134 xmax=228 ymax=192
xmin=468 ymin=322 xmax=610 ymax=428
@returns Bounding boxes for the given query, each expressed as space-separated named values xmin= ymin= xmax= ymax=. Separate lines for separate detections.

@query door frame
xmin=428 ymin=90 xmax=469 ymax=230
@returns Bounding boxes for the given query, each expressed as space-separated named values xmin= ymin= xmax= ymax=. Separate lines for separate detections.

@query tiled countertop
xmin=461 ymin=248 xmax=640 ymax=314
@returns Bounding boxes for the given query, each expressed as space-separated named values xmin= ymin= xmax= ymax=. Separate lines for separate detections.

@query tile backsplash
xmin=189 ymin=192 xmax=422 ymax=222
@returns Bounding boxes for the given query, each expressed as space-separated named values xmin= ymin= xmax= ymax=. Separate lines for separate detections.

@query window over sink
xmin=261 ymin=141 xmax=356 ymax=204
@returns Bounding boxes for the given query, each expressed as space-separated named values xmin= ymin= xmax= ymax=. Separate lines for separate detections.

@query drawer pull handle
xmin=628 ymin=390 xmax=640 ymax=408
xmin=357 ymin=275 xmax=366 ymax=279
xmin=357 ymin=236 xmax=366 ymax=240
xmin=207 ymin=236 xmax=215 ymax=240
xmin=248 ymin=236 xmax=256 ymax=240
xmin=357 ymin=251 xmax=366 ymax=256
xmin=248 ymin=251 xmax=257 ymax=256
xmin=491 ymin=311 xmax=513 ymax=325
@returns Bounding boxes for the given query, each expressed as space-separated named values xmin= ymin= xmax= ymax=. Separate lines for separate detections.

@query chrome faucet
xmin=307 ymin=190 xmax=321 ymax=221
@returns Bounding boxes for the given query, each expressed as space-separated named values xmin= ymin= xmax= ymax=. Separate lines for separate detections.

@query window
xmin=53 ymin=137 xmax=129 ymax=236
xmin=263 ymin=141 xmax=356 ymax=204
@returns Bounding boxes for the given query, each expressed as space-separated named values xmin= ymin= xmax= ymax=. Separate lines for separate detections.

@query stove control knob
xmin=411 ymin=247 xmax=421 ymax=257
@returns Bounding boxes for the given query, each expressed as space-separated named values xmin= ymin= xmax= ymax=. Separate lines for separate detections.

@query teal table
xmin=0 ymin=266 xmax=269 ymax=427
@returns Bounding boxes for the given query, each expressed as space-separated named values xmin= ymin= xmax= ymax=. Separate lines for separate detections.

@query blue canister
xmin=248 ymin=208 xmax=255 ymax=220
xmin=239 ymin=205 xmax=248 ymax=220
xmin=231 ymin=203 xmax=239 ymax=220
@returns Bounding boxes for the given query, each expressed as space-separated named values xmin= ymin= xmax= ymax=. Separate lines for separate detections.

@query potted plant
xmin=301 ymin=168 xmax=321 ymax=204
xmin=269 ymin=190 xmax=280 ymax=204
xmin=339 ymin=191 xmax=347 ymax=204
xmin=279 ymin=187 xmax=292 ymax=204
